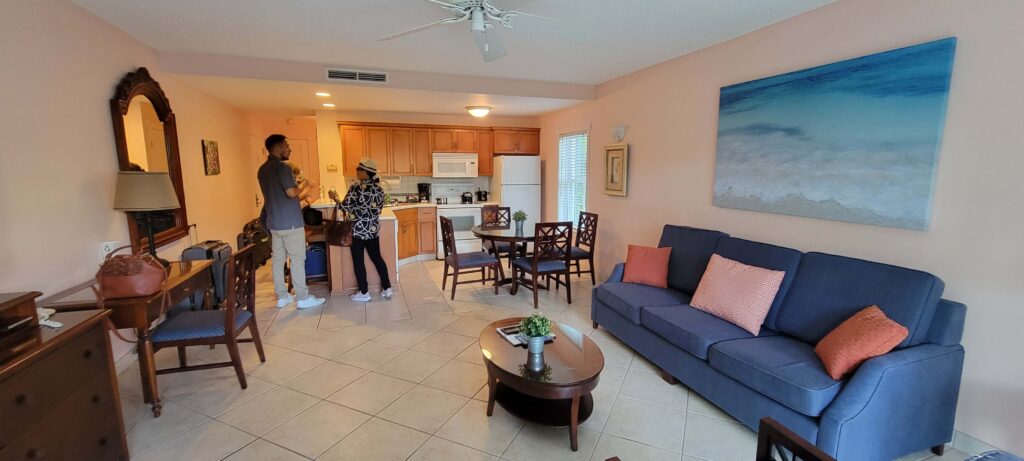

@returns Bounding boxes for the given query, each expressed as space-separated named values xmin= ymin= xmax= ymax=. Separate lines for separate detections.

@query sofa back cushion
xmin=713 ymin=237 xmax=802 ymax=331
xmin=657 ymin=225 xmax=728 ymax=294
xmin=777 ymin=252 xmax=944 ymax=348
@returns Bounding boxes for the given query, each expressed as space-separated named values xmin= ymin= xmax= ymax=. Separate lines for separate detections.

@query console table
xmin=43 ymin=259 xmax=214 ymax=417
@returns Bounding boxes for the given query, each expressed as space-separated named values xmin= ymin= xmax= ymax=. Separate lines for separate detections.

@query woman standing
xmin=329 ymin=159 xmax=393 ymax=301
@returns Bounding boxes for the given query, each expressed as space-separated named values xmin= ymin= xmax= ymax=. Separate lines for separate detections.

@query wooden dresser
xmin=0 ymin=293 xmax=127 ymax=461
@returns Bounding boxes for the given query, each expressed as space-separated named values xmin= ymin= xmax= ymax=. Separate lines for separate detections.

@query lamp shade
xmin=113 ymin=171 xmax=180 ymax=211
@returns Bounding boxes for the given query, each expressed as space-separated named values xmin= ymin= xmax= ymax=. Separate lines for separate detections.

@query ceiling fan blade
xmin=423 ymin=0 xmax=462 ymax=8
xmin=506 ymin=10 xmax=565 ymax=23
xmin=472 ymin=28 xmax=507 ymax=62
xmin=378 ymin=16 xmax=464 ymax=41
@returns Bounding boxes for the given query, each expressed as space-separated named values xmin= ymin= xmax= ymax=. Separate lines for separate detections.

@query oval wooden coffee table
xmin=479 ymin=318 xmax=605 ymax=451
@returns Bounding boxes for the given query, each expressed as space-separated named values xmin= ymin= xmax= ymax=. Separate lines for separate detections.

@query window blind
xmin=557 ymin=132 xmax=588 ymax=223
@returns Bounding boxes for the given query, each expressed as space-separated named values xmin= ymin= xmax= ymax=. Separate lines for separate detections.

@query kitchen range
xmin=432 ymin=182 xmax=495 ymax=258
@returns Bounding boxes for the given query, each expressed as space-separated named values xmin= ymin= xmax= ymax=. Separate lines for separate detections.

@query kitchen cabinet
xmin=432 ymin=129 xmax=477 ymax=153
xmin=493 ymin=129 xmax=540 ymax=155
xmin=413 ymin=129 xmax=432 ymax=176
xmin=395 ymin=209 xmax=419 ymax=260
xmin=340 ymin=125 xmax=366 ymax=176
xmin=366 ymin=127 xmax=390 ymax=175
xmin=418 ymin=207 xmax=436 ymax=255
xmin=477 ymin=130 xmax=493 ymax=176
xmin=389 ymin=128 xmax=415 ymax=175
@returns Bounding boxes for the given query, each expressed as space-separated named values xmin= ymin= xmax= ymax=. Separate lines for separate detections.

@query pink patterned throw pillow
xmin=689 ymin=254 xmax=785 ymax=335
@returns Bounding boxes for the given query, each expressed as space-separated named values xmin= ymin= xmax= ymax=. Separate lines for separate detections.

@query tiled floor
xmin=118 ymin=260 xmax=969 ymax=461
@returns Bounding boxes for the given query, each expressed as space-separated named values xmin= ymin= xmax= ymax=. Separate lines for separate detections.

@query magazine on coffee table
xmin=496 ymin=325 xmax=555 ymax=347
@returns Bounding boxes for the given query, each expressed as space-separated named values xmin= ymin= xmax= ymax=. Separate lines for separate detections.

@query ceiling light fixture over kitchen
xmin=466 ymin=105 xmax=492 ymax=118
xmin=322 ymin=103 xmax=336 ymax=108
xmin=315 ymin=92 xmax=331 ymax=97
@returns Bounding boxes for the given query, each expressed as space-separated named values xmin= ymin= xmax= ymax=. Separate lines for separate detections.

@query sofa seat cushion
xmin=641 ymin=305 xmax=778 ymax=359
xmin=595 ymin=282 xmax=692 ymax=324
xmin=708 ymin=336 xmax=843 ymax=416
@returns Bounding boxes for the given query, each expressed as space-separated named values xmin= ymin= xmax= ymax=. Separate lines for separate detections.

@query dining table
xmin=471 ymin=224 xmax=534 ymax=287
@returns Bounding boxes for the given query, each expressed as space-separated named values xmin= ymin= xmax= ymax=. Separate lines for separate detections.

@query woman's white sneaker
xmin=350 ymin=292 xmax=371 ymax=302
xmin=381 ymin=288 xmax=394 ymax=299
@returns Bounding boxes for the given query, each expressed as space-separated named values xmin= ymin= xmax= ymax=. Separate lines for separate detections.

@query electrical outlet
xmin=101 ymin=241 xmax=123 ymax=258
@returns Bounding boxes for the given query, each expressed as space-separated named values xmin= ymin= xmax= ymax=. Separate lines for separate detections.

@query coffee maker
xmin=417 ymin=183 xmax=430 ymax=203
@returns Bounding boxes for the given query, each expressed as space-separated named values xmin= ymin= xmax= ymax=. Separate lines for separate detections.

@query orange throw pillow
xmin=623 ymin=245 xmax=672 ymax=288
xmin=689 ymin=254 xmax=785 ymax=335
xmin=815 ymin=306 xmax=908 ymax=380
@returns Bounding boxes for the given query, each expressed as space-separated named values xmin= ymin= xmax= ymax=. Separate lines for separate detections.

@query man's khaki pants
xmin=270 ymin=227 xmax=308 ymax=300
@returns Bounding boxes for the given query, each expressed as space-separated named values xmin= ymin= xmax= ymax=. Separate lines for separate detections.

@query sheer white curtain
xmin=557 ymin=132 xmax=588 ymax=223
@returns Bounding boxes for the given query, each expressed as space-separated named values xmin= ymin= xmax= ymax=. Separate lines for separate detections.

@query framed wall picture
xmin=201 ymin=139 xmax=221 ymax=176
xmin=604 ymin=143 xmax=628 ymax=196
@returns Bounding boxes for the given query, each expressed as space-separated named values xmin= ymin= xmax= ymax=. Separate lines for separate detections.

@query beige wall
xmin=315 ymin=110 xmax=540 ymax=192
xmin=539 ymin=0 xmax=1024 ymax=453
xmin=0 ymin=0 xmax=256 ymax=297
xmin=246 ymin=114 xmax=320 ymax=189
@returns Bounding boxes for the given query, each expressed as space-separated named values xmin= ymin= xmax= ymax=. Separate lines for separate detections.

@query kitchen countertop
xmin=310 ymin=199 xmax=498 ymax=212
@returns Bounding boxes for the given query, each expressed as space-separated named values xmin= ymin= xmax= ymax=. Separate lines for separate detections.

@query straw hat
xmin=357 ymin=158 xmax=378 ymax=174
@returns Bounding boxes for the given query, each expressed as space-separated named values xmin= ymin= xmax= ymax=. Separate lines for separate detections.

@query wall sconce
xmin=612 ymin=124 xmax=627 ymax=142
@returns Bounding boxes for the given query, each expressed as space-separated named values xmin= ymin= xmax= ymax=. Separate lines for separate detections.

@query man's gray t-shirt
xmin=257 ymin=156 xmax=303 ymax=231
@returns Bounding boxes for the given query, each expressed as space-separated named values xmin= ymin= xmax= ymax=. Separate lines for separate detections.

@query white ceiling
xmin=173 ymin=74 xmax=581 ymax=116
xmin=74 ymin=0 xmax=834 ymax=85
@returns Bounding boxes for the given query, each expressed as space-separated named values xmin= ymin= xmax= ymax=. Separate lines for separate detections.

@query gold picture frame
xmin=604 ymin=143 xmax=628 ymax=196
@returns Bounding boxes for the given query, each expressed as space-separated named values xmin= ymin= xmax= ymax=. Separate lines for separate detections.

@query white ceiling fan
xmin=378 ymin=0 xmax=562 ymax=62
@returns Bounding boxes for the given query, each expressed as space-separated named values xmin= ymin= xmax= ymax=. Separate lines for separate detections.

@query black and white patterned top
xmin=338 ymin=178 xmax=385 ymax=240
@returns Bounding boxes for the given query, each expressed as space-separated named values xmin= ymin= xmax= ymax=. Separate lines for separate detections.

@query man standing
xmin=258 ymin=134 xmax=325 ymax=309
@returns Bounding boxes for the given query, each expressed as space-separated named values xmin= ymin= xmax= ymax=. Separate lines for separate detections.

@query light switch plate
xmin=327 ymin=164 xmax=338 ymax=172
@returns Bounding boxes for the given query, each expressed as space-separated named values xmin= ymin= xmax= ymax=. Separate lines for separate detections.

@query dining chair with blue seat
xmin=441 ymin=216 xmax=504 ymax=300
xmin=511 ymin=221 xmax=573 ymax=309
xmin=150 ymin=244 xmax=266 ymax=389
xmin=569 ymin=211 xmax=598 ymax=285
xmin=481 ymin=205 xmax=524 ymax=267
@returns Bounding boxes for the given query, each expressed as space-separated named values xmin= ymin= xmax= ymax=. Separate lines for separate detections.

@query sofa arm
xmin=927 ymin=299 xmax=966 ymax=346
xmin=817 ymin=344 xmax=965 ymax=460
xmin=607 ymin=262 xmax=625 ymax=283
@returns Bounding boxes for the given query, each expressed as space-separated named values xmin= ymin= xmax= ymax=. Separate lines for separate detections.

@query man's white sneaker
xmin=350 ymin=291 xmax=371 ymax=302
xmin=296 ymin=295 xmax=326 ymax=309
xmin=276 ymin=294 xmax=295 ymax=308
xmin=381 ymin=288 xmax=394 ymax=299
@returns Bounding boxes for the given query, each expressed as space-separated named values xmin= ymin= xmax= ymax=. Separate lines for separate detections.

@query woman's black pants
xmin=350 ymin=236 xmax=392 ymax=294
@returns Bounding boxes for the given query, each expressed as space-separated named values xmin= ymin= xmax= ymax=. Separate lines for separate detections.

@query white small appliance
xmin=491 ymin=155 xmax=541 ymax=231
xmin=432 ymin=183 xmax=486 ymax=258
xmin=432 ymin=153 xmax=478 ymax=178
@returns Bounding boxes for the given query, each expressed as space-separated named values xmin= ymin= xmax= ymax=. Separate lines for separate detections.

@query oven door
xmin=432 ymin=153 xmax=479 ymax=178
xmin=436 ymin=207 xmax=482 ymax=258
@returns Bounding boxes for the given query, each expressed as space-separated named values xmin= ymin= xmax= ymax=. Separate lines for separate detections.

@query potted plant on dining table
xmin=512 ymin=209 xmax=527 ymax=234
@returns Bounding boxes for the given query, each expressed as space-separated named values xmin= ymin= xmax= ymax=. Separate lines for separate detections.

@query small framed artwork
xmin=202 ymin=139 xmax=221 ymax=176
xmin=604 ymin=143 xmax=628 ymax=196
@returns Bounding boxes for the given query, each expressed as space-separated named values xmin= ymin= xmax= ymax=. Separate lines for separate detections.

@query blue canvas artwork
xmin=713 ymin=38 xmax=956 ymax=230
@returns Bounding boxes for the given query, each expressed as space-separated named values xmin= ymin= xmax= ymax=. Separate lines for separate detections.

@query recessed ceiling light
xmin=322 ymin=103 xmax=336 ymax=108
xmin=315 ymin=92 xmax=331 ymax=97
xmin=466 ymin=106 xmax=492 ymax=118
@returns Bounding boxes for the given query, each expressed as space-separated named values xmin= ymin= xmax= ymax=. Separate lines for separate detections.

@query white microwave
xmin=432 ymin=153 xmax=478 ymax=178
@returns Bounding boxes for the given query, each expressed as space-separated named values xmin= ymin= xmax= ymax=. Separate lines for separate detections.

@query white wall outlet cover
xmin=101 ymin=241 xmax=122 ymax=257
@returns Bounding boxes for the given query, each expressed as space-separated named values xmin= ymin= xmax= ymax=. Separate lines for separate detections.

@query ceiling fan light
xmin=466 ymin=106 xmax=492 ymax=117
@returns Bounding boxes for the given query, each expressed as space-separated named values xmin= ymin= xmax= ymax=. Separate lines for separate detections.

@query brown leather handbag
xmin=92 ymin=245 xmax=171 ymax=343
xmin=326 ymin=205 xmax=353 ymax=247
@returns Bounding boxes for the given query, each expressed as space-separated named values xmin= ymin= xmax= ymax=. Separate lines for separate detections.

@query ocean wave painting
xmin=713 ymin=38 xmax=956 ymax=230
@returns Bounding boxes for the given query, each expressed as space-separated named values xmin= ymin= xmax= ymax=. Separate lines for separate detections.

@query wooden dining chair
xmin=440 ymin=216 xmax=504 ymax=300
xmin=569 ymin=211 xmax=598 ymax=284
xmin=511 ymin=221 xmax=573 ymax=309
xmin=150 ymin=244 xmax=266 ymax=389
xmin=481 ymin=205 xmax=523 ymax=267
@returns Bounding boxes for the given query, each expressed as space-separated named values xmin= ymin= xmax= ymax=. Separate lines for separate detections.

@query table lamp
xmin=113 ymin=171 xmax=180 ymax=267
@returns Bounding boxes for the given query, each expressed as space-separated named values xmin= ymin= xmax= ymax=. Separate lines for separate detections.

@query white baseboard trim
xmin=114 ymin=348 xmax=139 ymax=375
xmin=953 ymin=430 xmax=1004 ymax=456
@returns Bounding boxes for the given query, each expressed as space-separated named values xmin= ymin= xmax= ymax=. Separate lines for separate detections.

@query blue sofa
xmin=591 ymin=225 xmax=966 ymax=461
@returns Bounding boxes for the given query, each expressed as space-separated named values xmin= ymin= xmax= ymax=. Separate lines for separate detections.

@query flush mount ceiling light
xmin=466 ymin=106 xmax=492 ymax=118
xmin=315 ymin=92 xmax=331 ymax=97
xmin=322 ymin=103 xmax=336 ymax=108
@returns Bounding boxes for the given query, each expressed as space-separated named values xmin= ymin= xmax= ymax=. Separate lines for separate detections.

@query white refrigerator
xmin=491 ymin=156 xmax=541 ymax=230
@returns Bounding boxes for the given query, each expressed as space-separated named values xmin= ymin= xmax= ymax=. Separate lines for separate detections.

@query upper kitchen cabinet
xmin=477 ymin=130 xmax=494 ymax=176
xmin=493 ymin=128 xmax=540 ymax=155
xmin=366 ymin=127 xmax=390 ymax=175
xmin=389 ymin=127 xmax=415 ymax=175
xmin=340 ymin=125 xmax=366 ymax=176
xmin=413 ymin=129 xmax=432 ymax=176
xmin=432 ymin=129 xmax=477 ymax=153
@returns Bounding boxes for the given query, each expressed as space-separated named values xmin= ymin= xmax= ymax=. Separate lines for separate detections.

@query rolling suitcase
xmin=181 ymin=240 xmax=232 ymax=305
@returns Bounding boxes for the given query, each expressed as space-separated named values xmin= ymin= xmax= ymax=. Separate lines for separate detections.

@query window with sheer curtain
xmin=557 ymin=132 xmax=588 ymax=223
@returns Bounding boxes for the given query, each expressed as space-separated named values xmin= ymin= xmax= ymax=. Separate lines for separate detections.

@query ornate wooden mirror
xmin=110 ymin=67 xmax=189 ymax=253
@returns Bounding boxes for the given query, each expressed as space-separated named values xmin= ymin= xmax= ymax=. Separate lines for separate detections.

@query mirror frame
xmin=110 ymin=67 xmax=189 ymax=253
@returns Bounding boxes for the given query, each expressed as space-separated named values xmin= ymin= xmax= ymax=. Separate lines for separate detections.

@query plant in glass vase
xmin=519 ymin=313 xmax=552 ymax=355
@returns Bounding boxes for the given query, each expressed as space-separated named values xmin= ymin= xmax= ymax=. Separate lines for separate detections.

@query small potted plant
xmin=519 ymin=313 xmax=552 ymax=355
xmin=512 ymin=209 xmax=528 ymax=234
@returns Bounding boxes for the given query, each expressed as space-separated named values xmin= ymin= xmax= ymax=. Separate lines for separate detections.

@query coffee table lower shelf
xmin=492 ymin=382 xmax=594 ymax=427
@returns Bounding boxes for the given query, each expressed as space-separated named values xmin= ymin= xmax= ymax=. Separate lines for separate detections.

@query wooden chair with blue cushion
xmin=569 ymin=211 xmax=598 ymax=284
xmin=480 ymin=205 xmax=524 ymax=267
xmin=511 ymin=221 xmax=573 ymax=309
xmin=440 ymin=216 xmax=504 ymax=300
xmin=150 ymin=244 xmax=266 ymax=389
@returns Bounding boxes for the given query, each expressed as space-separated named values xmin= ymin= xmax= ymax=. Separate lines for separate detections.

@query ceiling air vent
xmin=325 ymin=68 xmax=388 ymax=84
